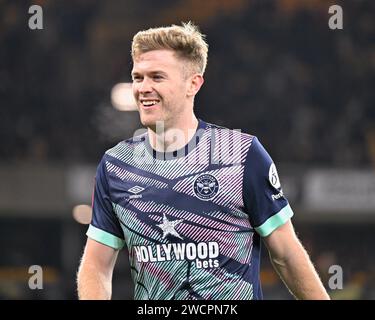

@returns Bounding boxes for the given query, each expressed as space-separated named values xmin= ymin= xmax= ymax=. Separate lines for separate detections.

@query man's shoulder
xmin=202 ymin=120 xmax=258 ymax=165
xmin=106 ymin=132 xmax=147 ymax=153
xmin=205 ymin=120 xmax=256 ymax=143
xmin=100 ymin=132 xmax=148 ymax=164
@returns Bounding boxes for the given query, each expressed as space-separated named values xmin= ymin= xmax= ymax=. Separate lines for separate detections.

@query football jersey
xmin=87 ymin=119 xmax=293 ymax=300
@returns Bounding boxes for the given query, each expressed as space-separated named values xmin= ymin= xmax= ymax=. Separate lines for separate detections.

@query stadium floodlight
xmin=111 ymin=82 xmax=138 ymax=111
xmin=72 ymin=204 xmax=92 ymax=225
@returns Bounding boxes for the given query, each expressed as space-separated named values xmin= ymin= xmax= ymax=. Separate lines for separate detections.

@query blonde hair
xmin=131 ymin=21 xmax=208 ymax=75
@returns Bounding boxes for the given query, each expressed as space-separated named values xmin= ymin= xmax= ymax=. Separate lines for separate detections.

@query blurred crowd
xmin=200 ymin=0 xmax=375 ymax=167
xmin=1 ymin=0 xmax=374 ymax=166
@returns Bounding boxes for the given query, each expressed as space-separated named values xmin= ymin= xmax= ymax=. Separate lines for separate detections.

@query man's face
xmin=132 ymin=50 xmax=191 ymax=130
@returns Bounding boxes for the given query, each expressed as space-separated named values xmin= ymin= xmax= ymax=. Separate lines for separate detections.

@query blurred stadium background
xmin=1 ymin=0 xmax=374 ymax=299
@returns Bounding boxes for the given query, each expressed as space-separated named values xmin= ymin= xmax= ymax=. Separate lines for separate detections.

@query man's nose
xmin=138 ymin=78 xmax=153 ymax=93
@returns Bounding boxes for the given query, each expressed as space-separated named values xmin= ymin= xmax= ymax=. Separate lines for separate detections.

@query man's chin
xmin=140 ymin=117 xmax=160 ymax=131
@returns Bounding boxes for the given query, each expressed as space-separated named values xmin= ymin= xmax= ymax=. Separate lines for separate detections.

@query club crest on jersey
xmin=193 ymin=174 xmax=219 ymax=200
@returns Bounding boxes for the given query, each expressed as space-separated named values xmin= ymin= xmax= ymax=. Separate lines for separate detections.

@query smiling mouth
xmin=140 ymin=99 xmax=160 ymax=108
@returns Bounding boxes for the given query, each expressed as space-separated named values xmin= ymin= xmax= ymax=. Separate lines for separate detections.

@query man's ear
xmin=187 ymin=74 xmax=204 ymax=97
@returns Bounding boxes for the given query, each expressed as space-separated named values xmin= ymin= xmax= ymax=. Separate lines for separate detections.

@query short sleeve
xmin=243 ymin=137 xmax=294 ymax=237
xmin=86 ymin=157 xmax=125 ymax=249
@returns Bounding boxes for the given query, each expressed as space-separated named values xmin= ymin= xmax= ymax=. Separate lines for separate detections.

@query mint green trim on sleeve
xmin=255 ymin=204 xmax=294 ymax=237
xmin=86 ymin=225 xmax=125 ymax=250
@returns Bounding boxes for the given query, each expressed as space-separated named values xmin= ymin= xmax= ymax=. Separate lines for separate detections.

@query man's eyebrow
xmin=149 ymin=70 xmax=167 ymax=75
xmin=131 ymin=70 xmax=167 ymax=76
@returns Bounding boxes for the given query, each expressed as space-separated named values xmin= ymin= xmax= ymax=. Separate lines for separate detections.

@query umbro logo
xmin=127 ymin=186 xmax=145 ymax=199
xmin=128 ymin=186 xmax=145 ymax=194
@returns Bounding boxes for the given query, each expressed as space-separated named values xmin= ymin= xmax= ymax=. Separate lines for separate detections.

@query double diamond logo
xmin=127 ymin=186 xmax=145 ymax=199
xmin=128 ymin=186 xmax=145 ymax=194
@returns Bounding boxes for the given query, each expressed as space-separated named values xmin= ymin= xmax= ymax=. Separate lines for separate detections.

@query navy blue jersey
xmin=87 ymin=119 xmax=293 ymax=300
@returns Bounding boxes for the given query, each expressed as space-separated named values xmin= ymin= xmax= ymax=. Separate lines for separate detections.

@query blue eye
xmin=132 ymin=76 xmax=142 ymax=82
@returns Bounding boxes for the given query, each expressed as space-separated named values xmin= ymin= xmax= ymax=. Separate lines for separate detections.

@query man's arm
xmin=77 ymin=238 xmax=119 ymax=300
xmin=263 ymin=220 xmax=330 ymax=300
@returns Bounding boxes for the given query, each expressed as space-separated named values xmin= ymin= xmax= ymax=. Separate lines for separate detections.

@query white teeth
xmin=142 ymin=100 xmax=159 ymax=106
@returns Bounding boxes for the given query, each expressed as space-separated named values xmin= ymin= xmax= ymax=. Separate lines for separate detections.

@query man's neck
xmin=148 ymin=115 xmax=199 ymax=153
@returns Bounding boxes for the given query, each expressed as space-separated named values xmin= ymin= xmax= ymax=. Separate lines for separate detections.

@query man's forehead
xmin=132 ymin=50 xmax=180 ymax=71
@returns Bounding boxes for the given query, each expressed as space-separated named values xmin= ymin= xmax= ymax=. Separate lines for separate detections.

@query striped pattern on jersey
xmin=103 ymin=121 xmax=258 ymax=300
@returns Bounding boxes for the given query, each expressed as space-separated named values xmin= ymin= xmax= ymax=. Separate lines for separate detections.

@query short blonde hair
xmin=131 ymin=21 xmax=208 ymax=75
